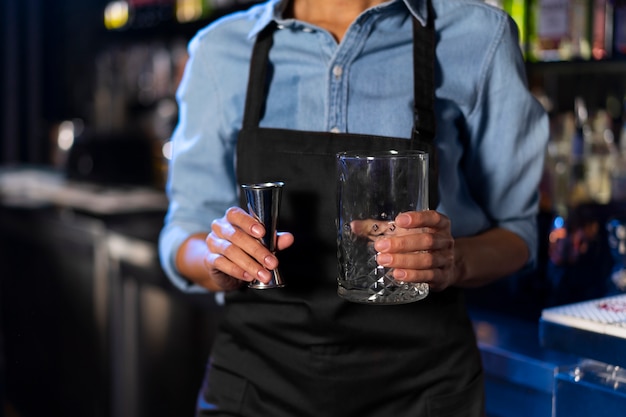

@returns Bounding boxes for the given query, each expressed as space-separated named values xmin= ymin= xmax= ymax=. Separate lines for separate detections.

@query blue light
xmin=553 ymin=216 xmax=564 ymax=229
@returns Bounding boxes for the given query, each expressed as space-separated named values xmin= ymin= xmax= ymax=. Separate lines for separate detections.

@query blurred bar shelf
xmin=0 ymin=165 xmax=221 ymax=417
xmin=527 ymin=59 xmax=626 ymax=76
xmin=0 ymin=166 xmax=168 ymax=214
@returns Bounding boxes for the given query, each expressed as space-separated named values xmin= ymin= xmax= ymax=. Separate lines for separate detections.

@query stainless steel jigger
xmin=241 ymin=182 xmax=285 ymax=289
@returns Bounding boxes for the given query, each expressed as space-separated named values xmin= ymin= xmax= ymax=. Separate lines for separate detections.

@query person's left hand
xmin=372 ymin=210 xmax=456 ymax=292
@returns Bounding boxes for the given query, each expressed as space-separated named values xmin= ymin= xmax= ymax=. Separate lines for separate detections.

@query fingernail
xmin=394 ymin=269 xmax=407 ymax=279
xmin=375 ymin=239 xmax=390 ymax=252
xmin=258 ymin=269 xmax=272 ymax=282
xmin=264 ymin=255 xmax=278 ymax=269
xmin=251 ymin=224 xmax=264 ymax=237
xmin=376 ymin=253 xmax=392 ymax=266
xmin=397 ymin=214 xmax=411 ymax=227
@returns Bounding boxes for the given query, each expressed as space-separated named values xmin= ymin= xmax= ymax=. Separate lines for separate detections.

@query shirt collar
xmin=247 ymin=0 xmax=428 ymax=39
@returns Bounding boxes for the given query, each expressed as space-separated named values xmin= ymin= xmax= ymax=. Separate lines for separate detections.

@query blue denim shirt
xmin=159 ymin=0 xmax=549 ymax=292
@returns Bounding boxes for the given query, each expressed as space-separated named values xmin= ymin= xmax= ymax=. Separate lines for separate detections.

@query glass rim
xmin=241 ymin=181 xmax=285 ymax=190
xmin=336 ymin=149 xmax=428 ymax=160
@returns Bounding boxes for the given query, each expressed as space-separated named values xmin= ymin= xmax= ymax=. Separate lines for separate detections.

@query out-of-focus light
xmin=104 ymin=1 xmax=130 ymax=30
xmin=553 ymin=216 xmax=565 ymax=230
xmin=157 ymin=98 xmax=177 ymax=119
xmin=162 ymin=141 xmax=173 ymax=160
xmin=604 ymin=129 xmax=615 ymax=145
xmin=549 ymin=228 xmax=567 ymax=244
xmin=57 ymin=120 xmax=76 ymax=151
xmin=175 ymin=0 xmax=208 ymax=23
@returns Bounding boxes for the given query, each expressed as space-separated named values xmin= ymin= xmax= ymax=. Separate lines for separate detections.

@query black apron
xmin=198 ymin=3 xmax=484 ymax=416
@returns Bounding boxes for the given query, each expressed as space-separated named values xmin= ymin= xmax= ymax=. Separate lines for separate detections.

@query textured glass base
xmin=337 ymin=279 xmax=429 ymax=305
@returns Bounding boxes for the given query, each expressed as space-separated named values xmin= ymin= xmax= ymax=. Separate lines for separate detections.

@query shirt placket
xmin=326 ymin=14 xmax=374 ymax=134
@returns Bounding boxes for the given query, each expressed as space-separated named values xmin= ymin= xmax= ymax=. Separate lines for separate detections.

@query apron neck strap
xmin=242 ymin=20 xmax=277 ymax=130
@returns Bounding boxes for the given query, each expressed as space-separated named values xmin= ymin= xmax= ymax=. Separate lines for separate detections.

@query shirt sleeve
xmin=464 ymin=14 xmax=549 ymax=267
xmin=158 ymin=31 xmax=240 ymax=293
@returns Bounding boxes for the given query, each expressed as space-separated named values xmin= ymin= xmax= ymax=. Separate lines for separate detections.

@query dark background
xmin=0 ymin=2 xmax=252 ymax=417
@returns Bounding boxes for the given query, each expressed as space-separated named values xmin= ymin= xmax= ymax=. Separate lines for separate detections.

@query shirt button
xmin=330 ymin=127 xmax=340 ymax=133
xmin=332 ymin=65 xmax=343 ymax=79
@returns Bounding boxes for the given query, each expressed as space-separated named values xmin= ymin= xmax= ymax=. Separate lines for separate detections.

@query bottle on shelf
xmin=586 ymin=109 xmax=617 ymax=203
xmin=611 ymin=97 xmax=626 ymax=201
xmin=614 ymin=0 xmax=626 ymax=57
xmin=568 ymin=97 xmax=591 ymax=206
xmin=592 ymin=0 xmax=614 ymax=60
xmin=545 ymin=111 xmax=575 ymax=218
xmin=528 ymin=0 xmax=592 ymax=62
xmin=567 ymin=97 xmax=619 ymax=205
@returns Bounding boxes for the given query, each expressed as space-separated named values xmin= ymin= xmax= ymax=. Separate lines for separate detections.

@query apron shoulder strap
xmin=411 ymin=0 xmax=439 ymax=208
xmin=242 ymin=21 xmax=276 ymax=130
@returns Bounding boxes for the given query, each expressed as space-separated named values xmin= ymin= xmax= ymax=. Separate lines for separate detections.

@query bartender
xmin=159 ymin=0 xmax=548 ymax=415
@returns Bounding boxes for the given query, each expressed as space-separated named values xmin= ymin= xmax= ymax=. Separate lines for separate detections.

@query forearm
xmin=454 ymin=228 xmax=530 ymax=288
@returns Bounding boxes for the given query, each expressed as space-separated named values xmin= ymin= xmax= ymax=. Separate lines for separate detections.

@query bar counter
xmin=539 ymin=295 xmax=626 ymax=416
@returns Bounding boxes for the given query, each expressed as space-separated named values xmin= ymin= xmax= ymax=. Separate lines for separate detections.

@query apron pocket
xmin=198 ymin=363 xmax=248 ymax=415
xmin=426 ymin=372 xmax=484 ymax=417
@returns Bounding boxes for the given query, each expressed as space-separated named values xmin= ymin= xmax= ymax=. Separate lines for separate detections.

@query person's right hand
xmin=205 ymin=206 xmax=294 ymax=290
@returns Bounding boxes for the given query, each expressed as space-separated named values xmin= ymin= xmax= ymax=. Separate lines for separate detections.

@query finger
xmin=207 ymin=232 xmax=274 ymax=283
xmin=212 ymin=216 xmax=278 ymax=271
xmin=225 ymin=206 xmax=266 ymax=239
xmin=206 ymin=249 xmax=243 ymax=277
xmin=395 ymin=210 xmax=450 ymax=230
xmin=374 ymin=232 xmax=435 ymax=254
xmin=376 ymin=250 xmax=448 ymax=271
xmin=391 ymin=266 xmax=437 ymax=285
xmin=392 ymin=267 xmax=452 ymax=292
xmin=374 ymin=230 xmax=453 ymax=254
xmin=204 ymin=255 xmax=261 ymax=289
xmin=276 ymin=232 xmax=295 ymax=251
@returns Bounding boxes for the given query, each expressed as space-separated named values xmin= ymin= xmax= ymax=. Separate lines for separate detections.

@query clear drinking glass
xmin=336 ymin=150 xmax=430 ymax=304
